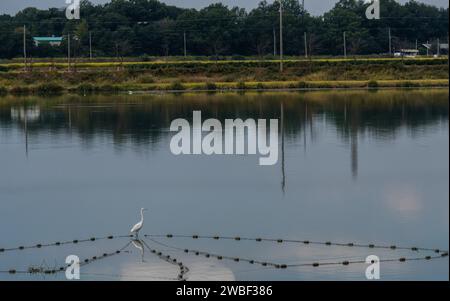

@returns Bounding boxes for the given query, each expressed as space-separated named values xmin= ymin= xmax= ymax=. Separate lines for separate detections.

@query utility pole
xmin=23 ymin=25 xmax=27 ymax=72
xmin=301 ymin=0 xmax=305 ymax=23
xmin=279 ymin=1 xmax=283 ymax=72
xmin=426 ymin=40 xmax=429 ymax=56
xmin=343 ymin=31 xmax=347 ymax=58
xmin=415 ymin=39 xmax=418 ymax=50
xmin=183 ymin=31 xmax=187 ymax=57
xmin=89 ymin=32 xmax=92 ymax=60
xmin=67 ymin=33 xmax=71 ymax=72
xmin=304 ymin=32 xmax=308 ymax=58
xmin=273 ymin=27 xmax=277 ymax=56
xmin=388 ymin=27 xmax=392 ymax=55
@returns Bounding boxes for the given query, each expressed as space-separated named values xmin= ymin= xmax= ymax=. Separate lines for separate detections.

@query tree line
xmin=0 ymin=0 xmax=448 ymax=59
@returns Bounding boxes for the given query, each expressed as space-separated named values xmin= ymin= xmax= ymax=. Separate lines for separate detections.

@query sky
xmin=0 ymin=0 xmax=448 ymax=16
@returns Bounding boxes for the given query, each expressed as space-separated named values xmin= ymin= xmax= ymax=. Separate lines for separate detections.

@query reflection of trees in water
xmin=0 ymin=91 xmax=447 ymax=151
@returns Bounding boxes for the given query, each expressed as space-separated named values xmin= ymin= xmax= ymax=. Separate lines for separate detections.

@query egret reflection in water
xmin=131 ymin=239 xmax=146 ymax=263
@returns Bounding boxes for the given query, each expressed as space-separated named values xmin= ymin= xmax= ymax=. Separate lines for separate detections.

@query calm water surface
xmin=0 ymin=90 xmax=448 ymax=281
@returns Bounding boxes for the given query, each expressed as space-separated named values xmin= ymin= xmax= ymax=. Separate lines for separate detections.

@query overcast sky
xmin=0 ymin=0 xmax=448 ymax=16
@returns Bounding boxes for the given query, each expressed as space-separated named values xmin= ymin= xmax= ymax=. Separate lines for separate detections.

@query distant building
xmin=33 ymin=36 xmax=63 ymax=47
xmin=394 ymin=49 xmax=419 ymax=58
xmin=439 ymin=43 xmax=448 ymax=54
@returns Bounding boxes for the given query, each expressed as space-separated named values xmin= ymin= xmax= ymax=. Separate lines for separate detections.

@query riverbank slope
xmin=0 ymin=57 xmax=448 ymax=95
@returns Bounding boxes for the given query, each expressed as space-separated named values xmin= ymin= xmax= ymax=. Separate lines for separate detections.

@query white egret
xmin=130 ymin=208 xmax=148 ymax=238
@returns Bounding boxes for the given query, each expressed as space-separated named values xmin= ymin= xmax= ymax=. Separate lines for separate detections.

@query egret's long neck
xmin=140 ymin=210 xmax=144 ymax=223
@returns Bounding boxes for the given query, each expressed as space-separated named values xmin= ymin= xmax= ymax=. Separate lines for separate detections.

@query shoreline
xmin=0 ymin=79 xmax=448 ymax=96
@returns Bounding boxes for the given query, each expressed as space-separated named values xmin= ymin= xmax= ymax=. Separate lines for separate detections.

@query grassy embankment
xmin=0 ymin=57 xmax=448 ymax=95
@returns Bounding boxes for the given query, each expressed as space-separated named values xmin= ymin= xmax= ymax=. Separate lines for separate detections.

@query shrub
xmin=169 ymin=81 xmax=185 ymax=91
xmin=263 ymin=55 xmax=277 ymax=60
xmin=99 ymin=84 xmax=120 ymax=92
xmin=35 ymin=83 xmax=64 ymax=95
xmin=231 ymin=55 xmax=246 ymax=61
xmin=256 ymin=82 xmax=265 ymax=90
xmin=76 ymin=83 xmax=96 ymax=93
xmin=398 ymin=81 xmax=419 ymax=88
xmin=0 ymin=86 xmax=7 ymax=95
xmin=223 ymin=75 xmax=236 ymax=82
xmin=10 ymin=86 xmax=31 ymax=95
xmin=236 ymin=81 xmax=246 ymax=90
xmin=368 ymin=80 xmax=379 ymax=88
xmin=205 ymin=82 xmax=217 ymax=90
xmin=140 ymin=54 xmax=151 ymax=62
xmin=137 ymin=75 xmax=156 ymax=84
xmin=297 ymin=81 xmax=308 ymax=89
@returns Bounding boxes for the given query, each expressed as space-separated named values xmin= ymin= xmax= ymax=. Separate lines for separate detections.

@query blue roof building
xmin=33 ymin=36 xmax=63 ymax=47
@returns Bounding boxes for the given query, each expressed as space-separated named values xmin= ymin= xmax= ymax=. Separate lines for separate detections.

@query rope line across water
xmin=141 ymin=239 xmax=189 ymax=281
xmin=143 ymin=234 xmax=449 ymax=255
xmin=142 ymin=237 xmax=449 ymax=270
xmin=0 ymin=234 xmax=134 ymax=253
xmin=0 ymin=241 xmax=132 ymax=275
xmin=1 ymin=233 xmax=448 ymax=277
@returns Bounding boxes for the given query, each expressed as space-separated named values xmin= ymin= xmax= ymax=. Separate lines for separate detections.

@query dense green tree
xmin=0 ymin=0 xmax=447 ymax=58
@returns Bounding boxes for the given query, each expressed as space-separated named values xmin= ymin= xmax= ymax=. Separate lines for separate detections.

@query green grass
xmin=0 ymin=56 xmax=447 ymax=71
xmin=0 ymin=56 xmax=447 ymax=95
